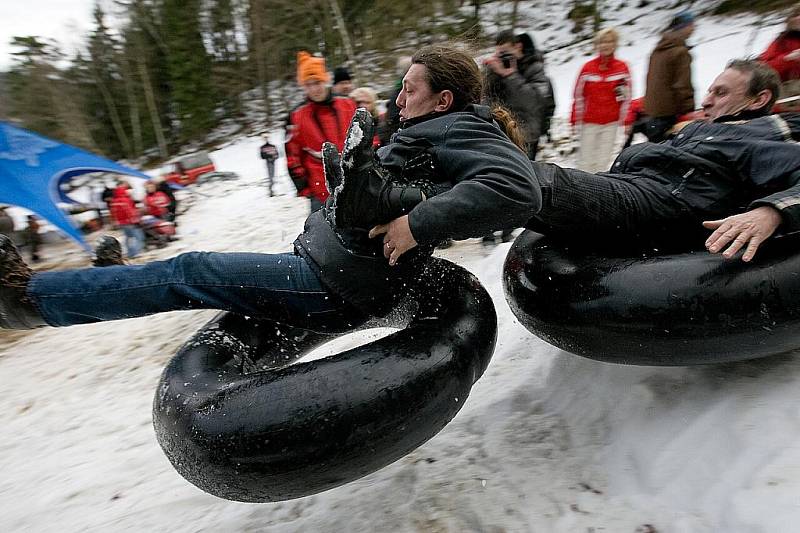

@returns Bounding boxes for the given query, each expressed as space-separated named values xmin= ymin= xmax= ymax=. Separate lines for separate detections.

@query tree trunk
xmin=92 ymin=65 xmax=133 ymax=159
xmin=327 ymin=0 xmax=360 ymax=80
xmin=250 ymin=0 xmax=271 ymax=123
xmin=510 ymin=0 xmax=520 ymax=32
xmin=138 ymin=56 xmax=169 ymax=158
xmin=123 ymin=55 xmax=143 ymax=156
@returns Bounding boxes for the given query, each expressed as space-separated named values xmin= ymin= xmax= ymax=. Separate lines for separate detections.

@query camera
xmin=499 ymin=52 xmax=515 ymax=69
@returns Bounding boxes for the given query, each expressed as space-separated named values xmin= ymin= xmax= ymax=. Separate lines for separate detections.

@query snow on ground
xmin=3 ymin=129 xmax=800 ymax=533
xmin=3 ymin=5 xmax=800 ymax=532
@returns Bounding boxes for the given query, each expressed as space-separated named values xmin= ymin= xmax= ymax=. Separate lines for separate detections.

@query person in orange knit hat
xmin=286 ymin=51 xmax=357 ymax=212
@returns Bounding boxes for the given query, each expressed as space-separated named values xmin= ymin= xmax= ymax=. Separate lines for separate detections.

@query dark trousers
xmin=526 ymin=162 xmax=694 ymax=244
xmin=265 ymin=161 xmax=275 ymax=196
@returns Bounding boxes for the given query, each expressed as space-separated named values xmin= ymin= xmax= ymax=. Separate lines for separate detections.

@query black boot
xmin=332 ymin=109 xmax=427 ymax=229
xmin=93 ymin=235 xmax=125 ymax=267
xmin=0 ymin=235 xmax=46 ymax=329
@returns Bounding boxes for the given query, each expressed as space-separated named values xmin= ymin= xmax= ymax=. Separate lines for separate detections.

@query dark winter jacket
xmin=259 ymin=142 xmax=279 ymax=162
xmin=760 ymin=30 xmax=800 ymax=82
xmin=285 ymin=93 xmax=357 ymax=203
xmin=483 ymin=51 xmax=556 ymax=149
xmin=294 ymin=104 xmax=540 ymax=315
xmin=644 ymin=34 xmax=694 ymax=118
xmin=607 ymin=113 xmax=800 ymax=230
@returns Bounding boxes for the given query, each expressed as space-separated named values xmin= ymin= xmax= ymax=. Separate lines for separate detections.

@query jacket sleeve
xmin=407 ymin=119 xmax=542 ymax=244
xmin=617 ymin=63 xmax=633 ymax=126
xmin=672 ymin=49 xmax=695 ymax=114
xmin=735 ymin=139 xmax=800 ymax=231
xmin=498 ymin=72 xmax=543 ymax=139
xmin=284 ymin=111 xmax=303 ymax=174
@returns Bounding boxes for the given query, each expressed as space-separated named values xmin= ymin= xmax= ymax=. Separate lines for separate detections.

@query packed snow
xmin=3 ymin=4 xmax=800 ymax=532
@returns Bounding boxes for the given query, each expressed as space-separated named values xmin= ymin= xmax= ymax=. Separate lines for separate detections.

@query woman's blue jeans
xmin=28 ymin=252 xmax=360 ymax=330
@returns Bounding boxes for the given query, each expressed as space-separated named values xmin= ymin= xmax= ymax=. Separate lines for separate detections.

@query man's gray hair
xmin=727 ymin=58 xmax=781 ymax=111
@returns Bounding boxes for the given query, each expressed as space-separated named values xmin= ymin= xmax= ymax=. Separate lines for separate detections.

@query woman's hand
xmin=369 ymin=215 xmax=418 ymax=266
xmin=703 ymin=206 xmax=782 ymax=262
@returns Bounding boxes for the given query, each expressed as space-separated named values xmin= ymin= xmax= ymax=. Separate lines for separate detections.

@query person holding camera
xmin=570 ymin=27 xmax=632 ymax=173
xmin=483 ymin=30 xmax=555 ymax=161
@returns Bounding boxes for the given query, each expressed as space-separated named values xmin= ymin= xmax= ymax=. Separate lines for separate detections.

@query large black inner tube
xmin=153 ymin=258 xmax=497 ymax=502
xmin=503 ymin=230 xmax=800 ymax=366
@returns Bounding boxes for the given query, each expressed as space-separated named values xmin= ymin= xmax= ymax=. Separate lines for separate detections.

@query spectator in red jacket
xmin=570 ymin=27 xmax=632 ymax=172
xmin=760 ymin=5 xmax=800 ymax=111
xmin=760 ymin=6 xmax=800 ymax=82
xmin=285 ymin=51 xmax=357 ymax=212
xmin=108 ymin=181 xmax=144 ymax=259
xmin=144 ymin=181 xmax=171 ymax=219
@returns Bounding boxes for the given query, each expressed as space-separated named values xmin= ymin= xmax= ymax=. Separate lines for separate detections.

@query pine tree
xmin=162 ymin=0 xmax=217 ymax=140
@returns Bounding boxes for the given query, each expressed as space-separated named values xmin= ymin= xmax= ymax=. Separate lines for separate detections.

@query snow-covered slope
xmin=3 ymin=4 xmax=800 ymax=532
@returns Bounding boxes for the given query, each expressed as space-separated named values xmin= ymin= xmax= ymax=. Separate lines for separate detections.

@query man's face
xmin=302 ymin=79 xmax=328 ymax=102
xmin=495 ymin=41 xmax=523 ymax=59
xmin=702 ymin=68 xmax=756 ymax=120
xmin=333 ymin=80 xmax=354 ymax=94
xmin=396 ymin=64 xmax=443 ymax=121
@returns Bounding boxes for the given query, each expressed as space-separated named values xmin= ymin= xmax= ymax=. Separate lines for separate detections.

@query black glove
xmin=289 ymin=166 xmax=307 ymax=192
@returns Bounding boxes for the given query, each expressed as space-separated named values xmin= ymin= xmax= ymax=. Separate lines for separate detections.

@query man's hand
xmin=484 ymin=55 xmax=516 ymax=78
xmin=369 ymin=215 xmax=418 ymax=266
xmin=703 ymin=206 xmax=782 ymax=262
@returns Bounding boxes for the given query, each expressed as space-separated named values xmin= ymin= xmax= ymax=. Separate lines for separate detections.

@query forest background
xmin=0 ymin=0 xmax=794 ymax=167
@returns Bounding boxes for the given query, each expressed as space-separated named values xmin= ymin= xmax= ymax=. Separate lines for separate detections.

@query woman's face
xmin=396 ymin=64 xmax=444 ymax=121
xmin=595 ymin=36 xmax=616 ymax=57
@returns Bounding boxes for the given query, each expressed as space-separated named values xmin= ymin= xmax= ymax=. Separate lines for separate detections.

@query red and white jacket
xmin=570 ymin=55 xmax=632 ymax=126
xmin=144 ymin=190 xmax=171 ymax=218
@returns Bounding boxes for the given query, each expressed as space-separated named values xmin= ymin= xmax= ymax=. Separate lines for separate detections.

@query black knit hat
xmin=333 ymin=67 xmax=352 ymax=84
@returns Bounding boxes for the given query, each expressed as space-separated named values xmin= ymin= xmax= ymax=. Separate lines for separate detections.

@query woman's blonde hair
xmin=593 ymin=27 xmax=619 ymax=45
xmin=349 ymin=87 xmax=378 ymax=115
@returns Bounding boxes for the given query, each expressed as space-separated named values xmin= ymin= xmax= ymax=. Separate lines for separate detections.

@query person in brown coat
xmin=643 ymin=10 xmax=696 ymax=142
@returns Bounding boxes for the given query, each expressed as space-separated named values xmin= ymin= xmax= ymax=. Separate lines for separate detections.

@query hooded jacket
xmin=294 ymin=104 xmax=540 ymax=315
xmin=644 ymin=34 xmax=694 ymax=118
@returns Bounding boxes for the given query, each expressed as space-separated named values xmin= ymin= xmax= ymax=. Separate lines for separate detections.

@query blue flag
xmin=0 ymin=122 xmax=152 ymax=250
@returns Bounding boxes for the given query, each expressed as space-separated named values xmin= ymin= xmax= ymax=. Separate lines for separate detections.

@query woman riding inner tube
xmin=0 ymin=46 xmax=538 ymax=498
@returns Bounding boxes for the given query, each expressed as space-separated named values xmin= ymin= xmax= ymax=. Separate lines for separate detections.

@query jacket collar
xmin=398 ymin=104 xmax=492 ymax=130
xmin=713 ymin=107 xmax=771 ymax=123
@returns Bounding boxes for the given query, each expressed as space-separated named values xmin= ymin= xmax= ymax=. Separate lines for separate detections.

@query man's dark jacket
xmin=607 ymin=113 xmax=800 ymax=230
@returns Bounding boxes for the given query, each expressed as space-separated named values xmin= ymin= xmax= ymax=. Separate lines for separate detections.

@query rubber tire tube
xmin=153 ymin=257 xmax=497 ymax=501
xmin=503 ymin=230 xmax=800 ymax=365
